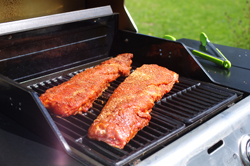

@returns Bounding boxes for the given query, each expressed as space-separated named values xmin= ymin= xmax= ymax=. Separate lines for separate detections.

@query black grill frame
xmin=26 ymin=65 xmax=242 ymax=166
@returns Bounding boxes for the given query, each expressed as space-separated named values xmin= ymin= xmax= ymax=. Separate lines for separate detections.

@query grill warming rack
xmin=26 ymin=65 xmax=242 ymax=166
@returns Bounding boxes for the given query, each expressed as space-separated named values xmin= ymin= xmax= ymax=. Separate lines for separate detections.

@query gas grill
xmin=0 ymin=2 xmax=250 ymax=166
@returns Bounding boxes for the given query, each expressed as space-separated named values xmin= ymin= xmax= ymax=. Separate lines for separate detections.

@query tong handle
xmin=200 ymin=32 xmax=231 ymax=69
xmin=192 ymin=49 xmax=225 ymax=67
xmin=164 ymin=35 xmax=176 ymax=41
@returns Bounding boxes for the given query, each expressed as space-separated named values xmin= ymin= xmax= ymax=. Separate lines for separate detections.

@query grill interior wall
xmin=0 ymin=14 xmax=118 ymax=82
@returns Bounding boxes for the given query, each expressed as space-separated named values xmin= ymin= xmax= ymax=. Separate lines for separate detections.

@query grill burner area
xmin=27 ymin=65 xmax=241 ymax=166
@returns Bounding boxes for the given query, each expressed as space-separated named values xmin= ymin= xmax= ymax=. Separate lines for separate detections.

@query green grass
xmin=125 ymin=0 xmax=250 ymax=49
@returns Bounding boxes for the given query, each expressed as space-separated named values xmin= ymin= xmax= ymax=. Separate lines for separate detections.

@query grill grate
xmin=156 ymin=77 xmax=239 ymax=124
xmin=27 ymin=66 xmax=241 ymax=166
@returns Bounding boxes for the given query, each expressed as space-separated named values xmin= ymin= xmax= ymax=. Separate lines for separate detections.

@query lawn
xmin=125 ymin=0 xmax=250 ymax=49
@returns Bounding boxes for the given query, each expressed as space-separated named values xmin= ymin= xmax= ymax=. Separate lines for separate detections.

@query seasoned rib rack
xmin=88 ymin=64 xmax=179 ymax=149
xmin=39 ymin=53 xmax=133 ymax=117
xmin=27 ymin=64 xmax=241 ymax=166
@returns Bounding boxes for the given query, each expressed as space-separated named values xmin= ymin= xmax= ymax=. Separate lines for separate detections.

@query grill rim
xmin=24 ymin=63 xmax=243 ymax=166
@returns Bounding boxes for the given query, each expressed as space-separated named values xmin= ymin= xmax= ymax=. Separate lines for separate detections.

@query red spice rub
xmin=39 ymin=53 xmax=133 ymax=117
xmin=88 ymin=64 xmax=179 ymax=149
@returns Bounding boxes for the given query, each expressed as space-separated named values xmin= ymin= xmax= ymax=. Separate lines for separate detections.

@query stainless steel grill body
xmin=138 ymin=96 xmax=250 ymax=166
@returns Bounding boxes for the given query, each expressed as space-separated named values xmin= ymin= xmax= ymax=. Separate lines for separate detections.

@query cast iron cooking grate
xmin=156 ymin=77 xmax=240 ymax=124
xmin=28 ymin=66 xmax=241 ymax=166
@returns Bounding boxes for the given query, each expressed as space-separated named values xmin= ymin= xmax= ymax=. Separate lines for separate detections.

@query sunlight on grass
xmin=125 ymin=0 xmax=249 ymax=49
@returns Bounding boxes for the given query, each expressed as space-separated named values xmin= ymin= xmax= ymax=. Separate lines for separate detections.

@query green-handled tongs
xmin=164 ymin=33 xmax=231 ymax=69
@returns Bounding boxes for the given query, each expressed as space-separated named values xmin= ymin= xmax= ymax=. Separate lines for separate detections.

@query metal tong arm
xmin=200 ymin=32 xmax=231 ymax=69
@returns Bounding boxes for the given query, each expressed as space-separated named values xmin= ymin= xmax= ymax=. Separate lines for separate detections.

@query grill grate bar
xmin=57 ymin=77 xmax=69 ymax=83
xmin=144 ymin=126 xmax=163 ymax=137
xmin=53 ymin=116 xmax=87 ymax=134
xmin=124 ymin=144 xmax=137 ymax=152
xmin=127 ymin=139 xmax=143 ymax=149
xmin=138 ymin=129 xmax=158 ymax=140
xmin=177 ymin=94 xmax=212 ymax=106
xmin=130 ymin=137 xmax=146 ymax=147
xmin=198 ymin=85 xmax=235 ymax=98
xmin=89 ymin=107 xmax=102 ymax=116
xmin=182 ymin=92 xmax=216 ymax=105
xmin=85 ymin=140 xmax=124 ymax=160
xmin=150 ymin=115 xmax=176 ymax=131
xmin=161 ymin=101 xmax=199 ymax=114
xmin=83 ymin=110 xmax=97 ymax=121
xmin=190 ymin=89 xmax=224 ymax=102
xmin=133 ymin=134 xmax=151 ymax=144
xmin=149 ymin=121 xmax=170 ymax=133
xmin=166 ymin=98 xmax=203 ymax=112
xmin=154 ymin=104 xmax=196 ymax=119
xmin=67 ymin=116 xmax=91 ymax=129
xmin=28 ymin=85 xmax=45 ymax=94
xmin=55 ymin=122 xmax=82 ymax=140
xmin=44 ymin=81 xmax=55 ymax=88
xmin=171 ymin=95 xmax=208 ymax=109
xmin=74 ymin=114 xmax=94 ymax=124
xmin=151 ymin=111 xmax=181 ymax=129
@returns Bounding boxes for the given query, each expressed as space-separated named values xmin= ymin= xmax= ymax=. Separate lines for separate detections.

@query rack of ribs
xmin=39 ymin=53 xmax=133 ymax=117
xmin=88 ymin=64 xmax=179 ymax=149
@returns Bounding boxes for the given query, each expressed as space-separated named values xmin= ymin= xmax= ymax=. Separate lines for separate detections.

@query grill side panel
xmin=0 ymin=74 xmax=97 ymax=166
xmin=0 ymin=75 xmax=66 ymax=150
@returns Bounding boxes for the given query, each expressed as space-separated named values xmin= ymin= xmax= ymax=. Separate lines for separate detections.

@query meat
xmin=39 ymin=53 xmax=133 ymax=117
xmin=88 ymin=64 xmax=179 ymax=149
